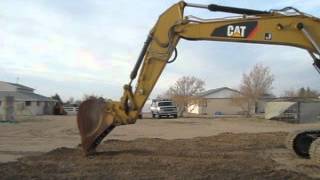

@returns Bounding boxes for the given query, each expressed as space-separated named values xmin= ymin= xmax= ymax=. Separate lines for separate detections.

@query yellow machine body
xmin=77 ymin=2 xmax=320 ymax=155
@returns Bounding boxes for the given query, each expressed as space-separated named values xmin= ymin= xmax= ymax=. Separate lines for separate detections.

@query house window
xmin=37 ymin=101 xmax=41 ymax=106
xmin=25 ymin=101 xmax=31 ymax=106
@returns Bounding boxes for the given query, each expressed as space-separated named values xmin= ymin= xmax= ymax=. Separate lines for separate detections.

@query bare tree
xmin=283 ymin=87 xmax=319 ymax=98
xmin=51 ymin=93 xmax=63 ymax=104
xmin=66 ymin=97 xmax=75 ymax=105
xmin=83 ymin=94 xmax=100 ymax=101
xmin=74 ymin=100 xmax=82 ymax=106
xmin=233 ymin=64 xmax=274 ymax=116
xmin=231 ymin=94 xmax=250 ymax=115
xmin=161 ymin=76 xmax=205 ymax=117
xmin=283 ymin=89 xmax=296 ymax=97
xmin=299 ymin=87 xmax=319 ymax=98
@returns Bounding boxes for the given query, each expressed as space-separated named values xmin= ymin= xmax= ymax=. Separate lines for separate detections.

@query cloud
xmin=0 ymin=0 xmax=319 ymax=101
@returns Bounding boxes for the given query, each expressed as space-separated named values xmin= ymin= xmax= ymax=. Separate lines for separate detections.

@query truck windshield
xmin=158 ymin=102 xmax=173 ymax=106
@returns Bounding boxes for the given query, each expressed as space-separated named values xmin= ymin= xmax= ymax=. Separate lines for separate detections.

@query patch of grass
xmin=0 ymin=120 xmax=18 ymax=124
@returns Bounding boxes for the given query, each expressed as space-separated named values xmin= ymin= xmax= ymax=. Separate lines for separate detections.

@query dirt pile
xmin=0 ymin=132 xmax=319 ymax=179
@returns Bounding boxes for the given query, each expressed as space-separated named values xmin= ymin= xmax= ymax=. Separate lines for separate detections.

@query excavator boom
xmin=77 ymin=2 xmax=320 ymax=156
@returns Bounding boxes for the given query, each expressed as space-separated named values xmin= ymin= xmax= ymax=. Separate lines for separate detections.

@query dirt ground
xmin=1 ymin=116 xmax=320 ymax=179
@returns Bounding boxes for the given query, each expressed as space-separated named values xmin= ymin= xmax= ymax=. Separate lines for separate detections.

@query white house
xmin=0 ymin=81 xmax=55 ymax=119
xmin=188 ymin=87 xmax=242 ymax=115
xmin=187 ymin=87 xmax=276 ymax=115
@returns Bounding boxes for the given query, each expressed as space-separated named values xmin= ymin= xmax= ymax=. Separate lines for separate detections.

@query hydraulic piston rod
xmin=186 ymin=3 xmax=270 ymax=15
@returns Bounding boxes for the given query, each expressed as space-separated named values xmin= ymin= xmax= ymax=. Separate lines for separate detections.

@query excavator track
xmin=286 ymin=129 xmax=320 ymax=158
xmin=310 ymin=138 xmax=320 ymax=163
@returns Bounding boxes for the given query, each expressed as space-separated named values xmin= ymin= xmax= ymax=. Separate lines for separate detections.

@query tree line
xmin=158 ymin=64 xmax=319 ymax=117
xmin=50 ymin=94 xmax=104 ymax=106
xmin=50 ymin=63 xmax=319 ymax=116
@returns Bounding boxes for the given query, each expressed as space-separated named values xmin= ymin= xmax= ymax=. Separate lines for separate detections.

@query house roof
xmin=0 ymin=91 xmax=55 ymax=102
xmin=261 ymin=93 xmax=277 ymax=99
xmin=0 ymin=81 xmax=34 ymax=91
xmin=197 ymin=87 xmax=240 ymax=97
xmin=272 ymin=97 xmax=320 ymax=102
xmin=198 ymin=87 xmax=276 ymax=99
xmin=7 ymin=82 xmax=34 ymax=91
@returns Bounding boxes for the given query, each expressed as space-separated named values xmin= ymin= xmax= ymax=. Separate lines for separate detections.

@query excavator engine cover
xmin=77 ymin=98 xmax=115 ymax=155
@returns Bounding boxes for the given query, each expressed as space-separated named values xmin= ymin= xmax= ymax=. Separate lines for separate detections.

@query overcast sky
xmin=1 ymin=0 xmax=320 ymax=101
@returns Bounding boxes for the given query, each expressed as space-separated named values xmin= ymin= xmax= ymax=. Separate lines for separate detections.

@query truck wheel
xmin=152 ymin=113 xmax=155 ymax=118
xmin=157 ymin=114 xmax=161 ymax=119
xmin=173 ymin=114 xmax=178 ymax=119
xmin=310 ymin=138 xmax=320 ymax=163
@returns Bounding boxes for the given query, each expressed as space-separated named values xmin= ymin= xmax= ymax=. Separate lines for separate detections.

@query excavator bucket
xmin=77 ymin=98 xmax=115 ymax=155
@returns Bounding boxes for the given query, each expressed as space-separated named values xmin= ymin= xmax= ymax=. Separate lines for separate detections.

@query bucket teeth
xmin=88 ymin=125 xmax=115 ymax=155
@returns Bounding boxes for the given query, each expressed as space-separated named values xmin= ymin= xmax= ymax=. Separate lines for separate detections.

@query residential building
xmin=0 ymin=81 xmax=55 ymax=119
xmin=188 ymin=87 xmax=243 ymax=115
xmin=188 ymin=87 xmax=277 ymax=115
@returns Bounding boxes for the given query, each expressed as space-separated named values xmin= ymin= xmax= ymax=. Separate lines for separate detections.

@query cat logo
xmin=227 ymin=25 xmax=247 ymax=38
xmin=212 ymin=21 xmax=258 ymax=39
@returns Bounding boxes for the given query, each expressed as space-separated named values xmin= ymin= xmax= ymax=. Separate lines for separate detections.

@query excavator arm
xmin=77 ymin=1 xmax=320 ymax=155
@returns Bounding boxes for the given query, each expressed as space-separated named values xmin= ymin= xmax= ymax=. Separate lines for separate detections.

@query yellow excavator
xmin=77 ymin=2 xmax=320 ymax=162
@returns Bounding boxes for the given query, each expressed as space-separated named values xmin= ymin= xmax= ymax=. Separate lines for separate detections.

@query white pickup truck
xmin=150 ymin=99 xmax=178 ymax=119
